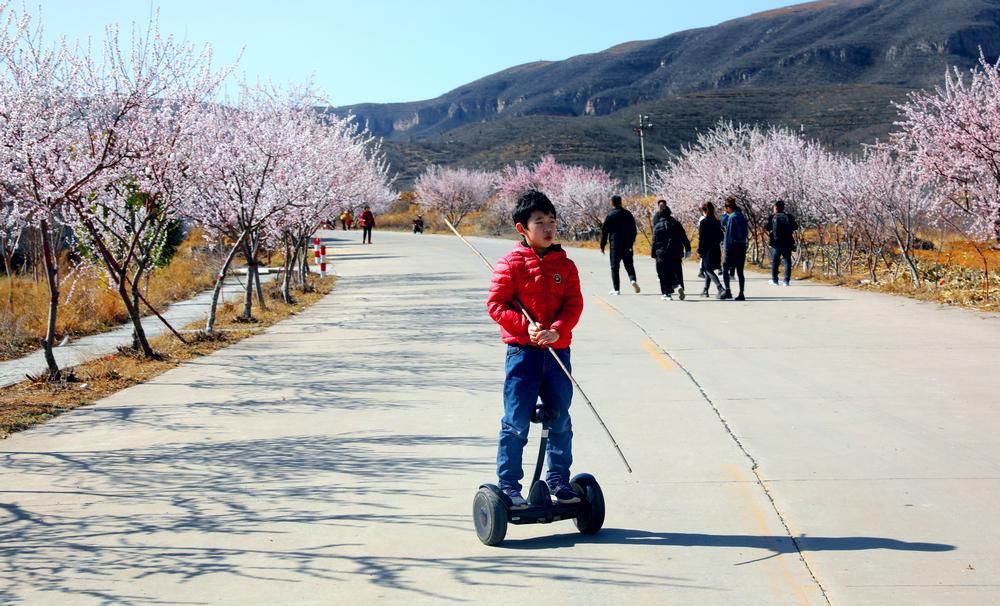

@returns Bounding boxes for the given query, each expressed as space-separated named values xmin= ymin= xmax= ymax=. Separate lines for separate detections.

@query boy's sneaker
xmin=677 ymin=286 xmax=685 ymax=301
xmin=783 ymin=281 xmax=791 ymax=287
xmin=735 ymin=292 xmax=746 ymax=301
xmin=608 ymin=289 xmax=621 ymax=296
xmin=550 ymin=483 xmax=581 ymax=504
xmin=718 ymin=289 xmax=733 ymax=300
xmin=631 ymin=280 xmax=641 ymax=294
xmin=769 ymin=280 xmax=779 ymax=286
xmin=503 ymin=487 xmax=529 ymax=510
xmin=661 ymin=294 xmax=672 ymax=300
xmin=701 ymin=288 xmax=709 ymax=298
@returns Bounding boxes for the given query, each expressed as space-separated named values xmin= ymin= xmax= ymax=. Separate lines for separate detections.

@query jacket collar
xmin=516 ymin=240 xmax=564 ymax=259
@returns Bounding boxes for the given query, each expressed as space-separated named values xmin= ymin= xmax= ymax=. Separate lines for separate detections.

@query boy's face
xmin=516 ymin=210 xmax=557 ymax=250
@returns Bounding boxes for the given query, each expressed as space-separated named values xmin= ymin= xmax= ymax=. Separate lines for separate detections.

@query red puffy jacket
xmin=359 ymin=210 xmax=375 ymax=228
xmin=487 ymin=242 xmax=584 ymax=349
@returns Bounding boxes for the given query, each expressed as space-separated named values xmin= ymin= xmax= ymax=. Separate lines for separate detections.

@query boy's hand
xmin=529 ymin=324 xmax=560 ymax=346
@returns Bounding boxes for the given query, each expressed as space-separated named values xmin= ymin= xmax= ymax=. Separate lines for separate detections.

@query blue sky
xmin=34 ymin=1 xmax=796 ymax=106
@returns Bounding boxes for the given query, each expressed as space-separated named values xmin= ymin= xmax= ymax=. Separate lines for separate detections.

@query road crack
xmin=602 ymin=298 xmax=834 ymax=605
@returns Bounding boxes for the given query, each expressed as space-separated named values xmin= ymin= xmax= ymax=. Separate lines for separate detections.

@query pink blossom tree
xmin=556 ymin=165 xmax=616 ymax=236
xmin=186 ymin=85 xmax=317 ymax=330
xmin=273 ymin=112 xmax=392 ymax=303
xmin=0 ymin=4 xmax=80 ymax=376
xmin=893 ymin=52 xmax=1000 ymax=295
xmin=63 ymin=17 xmax=231 ymax=357
xmin=894 ymin=53 xmax=1000 ymax=242
xmin=1 ymin=7 xmax=220 ymax=373
xmin=415 ymin=165 xmax=494 ymax=228
xmin=856 ymin=146 xmax=937 ymax=285
xmin=652 ymin=121 xmax=754 ymax=220
xmin=494 ymin=156 xmax=560 ymax=223
xmin=494 ymin=155 xmax=620 ymax=238
xmin=187 ymin=84 xmax=393 ymax=330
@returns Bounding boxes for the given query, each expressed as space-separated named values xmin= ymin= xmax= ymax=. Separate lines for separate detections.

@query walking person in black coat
xmin=766 ymin=199 xmax=799 ymax=286
xmin=600 ymin=195 xmax=641 ymax=295
xmin=650 ymin=201 xmax=691 ymax=300
xmin=698 ymin=202 xmax=725 ymax=297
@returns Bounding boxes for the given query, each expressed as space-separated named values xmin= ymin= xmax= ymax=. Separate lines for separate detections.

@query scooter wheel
xmin=571 ymin=474 xmax=605 ymax=535
xmin=473 ymin=487 xmax=508 ymax=546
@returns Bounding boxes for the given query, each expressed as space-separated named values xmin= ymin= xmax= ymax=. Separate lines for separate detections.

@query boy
xmin=486 ymin=190 xmax=584 ymax=509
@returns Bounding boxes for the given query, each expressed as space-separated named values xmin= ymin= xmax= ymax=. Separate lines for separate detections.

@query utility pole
xmin=633 ymin=114 xmax=653 ymax=196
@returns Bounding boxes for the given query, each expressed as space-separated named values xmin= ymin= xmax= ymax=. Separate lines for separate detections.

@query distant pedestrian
xmin=766 ymin=200 xmax=799 ymax=286
xmin=696 ymin=213 xmax=706 ymax=280
xmin=412 ymin=214 xmax=424 ymax=234
xmin=359 ymin=206 xmax=376 ymax=244
xmin=600 ymin=195 xmax=640 ymax=295
xmin=720 ymin=197 xmax=749 ymax=301
xmin=720 ymin=209 xmax=735 ymax=279
xmin=698 ymin=202 xmax=725 ymax=298
xmin=339 ymin=210 xmax=349 ymax=230
xmin=650 ymin=200 xmax=690 ymax=300
xmin=345 ymin=211 xmax=354 ymax=231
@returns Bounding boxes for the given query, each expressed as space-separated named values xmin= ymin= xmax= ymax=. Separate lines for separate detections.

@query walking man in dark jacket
xmin=600 ymin=195 xmax=640 ymax=295
xmin=767 ymin=199 xmax=798 ymax=286
xmin=720 ymin=197 xmax=749 ymax=301
xmin=650 ymin=201 xmax=691 ymax=300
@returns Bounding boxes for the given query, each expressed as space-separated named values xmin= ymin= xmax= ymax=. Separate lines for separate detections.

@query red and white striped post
xmin=319 ymin=244 xmax=327 ymax=277
xmin=313 ymin=237 xmax=321 ymax=275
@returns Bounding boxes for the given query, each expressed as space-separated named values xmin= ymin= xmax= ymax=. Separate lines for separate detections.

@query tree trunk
xmin=970 ymin=240 xmax=991 ymax=301
xmin=894 ymin=230 xmax=921 ymax=287
xmin=39 ymin=221 xmax=60 ymax=378
xmin=253 ymin=246 xmax=267 ymax=312
xmin=117 ymin=271 xmax=156 ymax=358
xmin=131 ymin=281 xmax=142 ymax=351
xmin=239 ymin=232 xmax=263 ymax=319
xmin=253 ymin=263 xmax=266 ymax=309
xmin=206 ymin=230 xmax=248 ymax=333
xmin=241 ymin=258 xmax=254 ymax=320
xmin=299 ymin=240 xmax=309 ymax=288
xmin=2 ymin=248 xmax=13 ymax=311
xmin=846 ymin=237 xmax=857 ymax=275
xmin=282 ymin=238 xmax=295 ymax=304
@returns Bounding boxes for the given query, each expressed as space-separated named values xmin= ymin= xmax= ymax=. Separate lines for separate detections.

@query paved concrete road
xmin=1 ymin=229 xmax=998 ymax=605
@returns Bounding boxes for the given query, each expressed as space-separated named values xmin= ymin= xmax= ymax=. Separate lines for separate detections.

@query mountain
xmin=329 ymin=0 xmax=1000 ymax=187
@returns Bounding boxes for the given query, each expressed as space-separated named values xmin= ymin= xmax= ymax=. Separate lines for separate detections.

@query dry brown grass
xmin=0 ymin=228 xmax=222 ymax=361
xmin=792 ymin=232 xmax=1000 ymax=312
xmin=0 ymin=275 xmax=335 ymax=438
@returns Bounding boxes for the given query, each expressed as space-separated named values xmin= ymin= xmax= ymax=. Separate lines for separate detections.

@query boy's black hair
xmin=773 ymin=199 xmax=786 ymax=212
xmin=611 ymin=195 xmax=623 ymax=207
xmin=512 ymin=190 xmax=557 ymax=227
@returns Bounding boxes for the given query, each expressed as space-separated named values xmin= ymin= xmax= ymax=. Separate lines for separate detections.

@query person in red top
xmin=359 ymin=206 xmax=376 ymax=244
xmin=486 ymin=190 xmax=584 ymax=509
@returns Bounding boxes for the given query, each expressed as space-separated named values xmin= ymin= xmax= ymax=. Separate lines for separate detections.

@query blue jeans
xmin=771 ymin=246 xmax=792 ymax=283
xmin=497 ymin=344 xmax=573 ymax=492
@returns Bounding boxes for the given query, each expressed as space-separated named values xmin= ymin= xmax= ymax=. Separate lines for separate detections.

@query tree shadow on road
xmin=0 ymin=433 xmax=726 ymax=603
xmin=0 ymin=432 xmax=505 ymax=602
